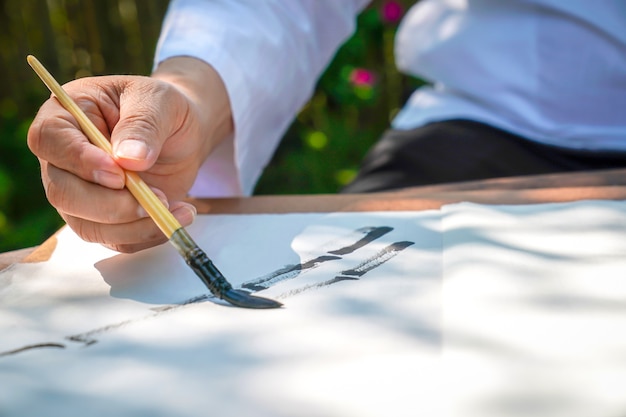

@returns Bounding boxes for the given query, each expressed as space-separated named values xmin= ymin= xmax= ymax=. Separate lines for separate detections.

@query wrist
xmin=151 ymin=56 xmax=234 ymax=160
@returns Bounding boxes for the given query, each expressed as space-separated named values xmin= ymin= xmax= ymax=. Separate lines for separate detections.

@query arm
xmin=155 ymin=0 xmax=370 ymax=196
xmin=27 ymin=0 xmax=368 ymax=253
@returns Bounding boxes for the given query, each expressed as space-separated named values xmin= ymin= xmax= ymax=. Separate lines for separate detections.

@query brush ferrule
xmin=169 ymin=228 xmax=233 ymax=298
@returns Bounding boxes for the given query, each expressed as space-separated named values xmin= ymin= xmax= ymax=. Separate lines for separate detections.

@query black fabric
xmin=341 ymin=120 xmax=626 ymax=193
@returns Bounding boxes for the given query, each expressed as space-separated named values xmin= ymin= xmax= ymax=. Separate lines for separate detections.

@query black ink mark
xmin=327 ymin=227 xmax=393 ymax=255
xmin=66 ymin=294 xmax=211 ymax=347
xmin=3 ymin=226 xmax=411 ymax=356
xmin=1 ymin=294 xmax=213 ymax=354
xmin=67 ymin=322 xmax=130 ymax=347
xmin=149 ymin=294 xmax=209 ymax=313
xmin=340 ymin=241 xmax=415 ymax=277
xmin=278 ymin=241 xmax=415 ymax=298
xmin=241 ymin=226 xmax=393 ymax=291
xmin=0 ymin=343 xmax=66 ymax=357
xmin=278 ymin=276 xmax=359 ymax=298
xmin=242 ymin=255 xmax=341 ymax=291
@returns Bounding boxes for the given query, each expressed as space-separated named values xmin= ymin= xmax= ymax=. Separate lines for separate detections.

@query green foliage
xmin=0 ymin=0 xmax=168 ymax=253
xmin=0 ymin=111 xmax=64 ymax=252
xmin=0 ymin=0 xmax=422 ymax=252
xmin=256 ymin=2 xmax=424 ymax=194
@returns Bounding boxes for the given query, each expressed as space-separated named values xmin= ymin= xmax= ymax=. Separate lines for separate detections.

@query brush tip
xmin=223 ymin=289 xmax=283 ymax=309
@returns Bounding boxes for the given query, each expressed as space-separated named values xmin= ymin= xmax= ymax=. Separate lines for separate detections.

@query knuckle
xmin=26 ymin=119 xmax=42 ymax=153
xmin=144 ymin=227 xmax=166 ymax=243
xmin=27 ymin=115 xmax=57 ymax=155
xmin=119 ymin=112 xmax=161 ymax=140
xmin=63 ymin=216 xmax=102 ymax=245
xmin=103 ymin=243 xmax=130 ymax=253
xmin=109 ymin=243 xmax=140 ymax=254
xmin=42 ymin=171 xmax=80 ymax=219
xmin=42 ymin=176 xmax=65 ymax=210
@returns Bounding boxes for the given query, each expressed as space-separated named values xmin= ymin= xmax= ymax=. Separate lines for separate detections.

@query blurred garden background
xmin=0 ymin=0 xmax=423 ymax=252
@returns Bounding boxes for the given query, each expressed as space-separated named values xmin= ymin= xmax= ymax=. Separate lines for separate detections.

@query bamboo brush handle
xmin=27 ymin=55 xmax=181 ymax=238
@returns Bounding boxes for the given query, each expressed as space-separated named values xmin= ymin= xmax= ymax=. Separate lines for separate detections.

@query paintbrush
xmin=27 ymin=55 xmax=282 ymax=309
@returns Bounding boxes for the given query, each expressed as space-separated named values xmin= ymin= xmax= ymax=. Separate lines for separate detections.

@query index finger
xmin=27 ymin=93 xmax=125 ymax=190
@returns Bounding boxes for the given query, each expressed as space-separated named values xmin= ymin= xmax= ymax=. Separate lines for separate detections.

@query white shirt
xmin=155 ymin=0 xmax=626 ymax=197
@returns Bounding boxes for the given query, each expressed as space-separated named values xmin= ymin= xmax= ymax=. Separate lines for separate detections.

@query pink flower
xmin=349 ymin=68 xmax=376 ymax=87
xmin=380 ymin=0 xmax=404 ymax=24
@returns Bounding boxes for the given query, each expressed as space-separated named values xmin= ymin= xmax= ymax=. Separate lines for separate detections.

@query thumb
xmin=113 ymin=136 xmax=153 ymax=172
xmin=110 ymin=81 xmax=176 ymax=172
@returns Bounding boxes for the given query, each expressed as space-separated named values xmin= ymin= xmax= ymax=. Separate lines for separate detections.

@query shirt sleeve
xmin=154 ymin=0 xmax=370 ymax=197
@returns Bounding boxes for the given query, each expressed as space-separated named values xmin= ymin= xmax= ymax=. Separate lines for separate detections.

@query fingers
xmin=42 ymin=162 xmax=197 ymax=253
xmin=28 ymin=74 xmax=203 ymax=252
xmin=42 ymin=162 xmax=152 ymax=223
xmin=28 ymin=76 xmax=190 ymax=186
xmin=111 ymin=80 xmax=190 ymax=173
xmin=28 ymin=96 xmax=125 ymax=190
xmin=64 ymin=214 xmax=169 ymax=253
xmin=63 ymin=202 xmax=197 ymax=254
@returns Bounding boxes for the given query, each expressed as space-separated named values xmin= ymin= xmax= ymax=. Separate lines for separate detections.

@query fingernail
xmin=172 ymin=203 xmax=197 ymax=226
xmin=115 ymin=139 xmax=149 ymax=161
xmin=94 ymin=170 xmax=125 ymax=189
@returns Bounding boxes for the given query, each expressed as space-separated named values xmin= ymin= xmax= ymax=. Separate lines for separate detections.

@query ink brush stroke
xmin=26 ymin=55 xmax=281 ymax=309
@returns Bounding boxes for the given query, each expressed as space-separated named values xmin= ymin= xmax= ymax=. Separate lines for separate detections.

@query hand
xmin=27 ymin=57 xmax=233 ymax=253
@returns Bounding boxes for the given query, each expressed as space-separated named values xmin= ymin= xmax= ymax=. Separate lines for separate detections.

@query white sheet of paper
xmin=3 ymin=200 xmax=626 ymax=416
xmin=442 ymin=200 xmax=626 ymax=417
xmin=0 ymin=211 xmax=442 ymax=417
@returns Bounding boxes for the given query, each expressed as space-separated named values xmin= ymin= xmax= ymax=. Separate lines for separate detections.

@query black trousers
xmin=341 ymin=120 xmax=626 ymax=193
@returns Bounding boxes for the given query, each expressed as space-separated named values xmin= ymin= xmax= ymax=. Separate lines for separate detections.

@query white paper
xmin=0 ymin=211 xmax=442 ymax=417
xmin=442 ymin=200 xmax=626 ymax=417
xmin=3 ymin=200 xmax=626 ymax=417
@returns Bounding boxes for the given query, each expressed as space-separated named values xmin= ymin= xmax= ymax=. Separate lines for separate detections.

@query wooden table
xmin=2 ymin=168 xmax=626 ymax=271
